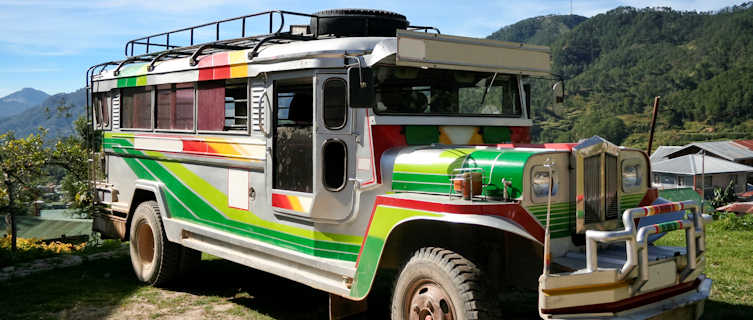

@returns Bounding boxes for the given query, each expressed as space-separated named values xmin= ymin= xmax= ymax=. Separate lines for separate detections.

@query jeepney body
xmin=87 ymin=11 xmax=711 ymax=319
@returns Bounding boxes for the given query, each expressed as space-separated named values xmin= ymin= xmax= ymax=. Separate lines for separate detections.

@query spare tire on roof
xmin=311 ymin=9 xmax=409 ymax=37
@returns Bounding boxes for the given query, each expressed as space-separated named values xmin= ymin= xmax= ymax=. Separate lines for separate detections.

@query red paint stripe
xmin=198 ymin=68 xmax=213 ymax=81
xmin=638 ymin=188 xmax=659 ymax=206
xmin=182 ymin=140 xmax=209 ymax=153
xmin=496 ymin=143 xmax=577 ymax=151
xmin=542 ymin=279 xmax=701 ymax=315
xmin=376 ymin=196 xmax=545 ymax=243
xmin=213 ymin=66 xmax=230 ymax=79
xmin=355 ymin=202 xmax=380 ymax=268
xmin=271 ymin=193 xmax=293 ymax=210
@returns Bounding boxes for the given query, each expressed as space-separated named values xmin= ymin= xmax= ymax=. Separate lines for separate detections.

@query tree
xmin=0 ymin=130 xmax=48 ymax=251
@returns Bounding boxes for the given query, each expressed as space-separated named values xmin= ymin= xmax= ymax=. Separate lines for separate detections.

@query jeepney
xmin=87 ymin=9 xmax=712 ymax=319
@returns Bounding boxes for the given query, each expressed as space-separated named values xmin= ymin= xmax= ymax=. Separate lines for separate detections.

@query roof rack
xmin=124 ymin=10 xmax=318 ymax=57
xmin=95 ymin=10 xmax=321 ymax=77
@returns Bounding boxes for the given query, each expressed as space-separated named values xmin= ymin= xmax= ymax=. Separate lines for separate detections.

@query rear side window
xmin=93 ymin=93 xmax=110 ymax=129
xmin=197 ymin=80 xmax=248 ymax=132
xmin=156 ymin=83 xmax=194 ymax=130
xmin=121 ymin=87 xmax=152 ymax=129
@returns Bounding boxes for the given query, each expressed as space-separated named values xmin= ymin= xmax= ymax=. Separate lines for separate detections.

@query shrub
xmin=714 ymin=212 xmax=753 ymax=231
xmin=0 ymin=236 xmax=87 ymax=267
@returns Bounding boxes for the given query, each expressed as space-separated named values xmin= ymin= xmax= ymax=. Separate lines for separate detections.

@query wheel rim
xmin=404 ymin=279 xmax=456 ymax=320
xmin=135 ymin=221 xmax=155 ymax=265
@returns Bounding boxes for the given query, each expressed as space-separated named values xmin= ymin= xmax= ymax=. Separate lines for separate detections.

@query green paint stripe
xmin=392 ymin=182 xmax=452 ymax=194
xmin=393 ymin=172 xmax=452 ymax=184
xmin=352 ymin=206 xmax=441 ymax=299
xmin=110 ymin=148 xmax=361 ymax=260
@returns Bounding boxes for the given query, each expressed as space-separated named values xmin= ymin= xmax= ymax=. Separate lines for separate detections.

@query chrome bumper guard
xmin=585 ymin=200 xmax=712 ymax=292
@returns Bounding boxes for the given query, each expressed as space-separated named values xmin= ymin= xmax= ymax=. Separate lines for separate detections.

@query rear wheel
xmin=391 ymin=247 xmax=487 ymax=320
xmin=129 ymin=200 xmax=181 ymax=286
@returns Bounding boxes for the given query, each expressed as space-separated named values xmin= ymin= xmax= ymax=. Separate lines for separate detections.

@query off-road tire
xmin=391 ymin=247 xmax=487 ymax=320
xmin=129 ymin=200 xmax=181 ymax=286
xmin=311 ymin=9 xmax=409 ymax=37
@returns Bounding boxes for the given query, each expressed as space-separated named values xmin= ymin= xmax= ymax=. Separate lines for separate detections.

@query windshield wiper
xmin=479 ymin=72 xmax=497 ymax=107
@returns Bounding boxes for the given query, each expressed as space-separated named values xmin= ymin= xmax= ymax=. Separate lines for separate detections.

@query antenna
xmin=570 ymin=0 xmax=573 ymax=15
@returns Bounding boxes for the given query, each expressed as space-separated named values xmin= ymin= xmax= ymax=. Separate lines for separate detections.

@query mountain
xmin=487 ymin=14 xmax=586 ymax=45
xmin=488 ymin=3 xmax=753 ymax=149
xmin=0 ymin=88 xmax=50 ymax=118
xmin=0 ymin=88 xmax=86 ymax=139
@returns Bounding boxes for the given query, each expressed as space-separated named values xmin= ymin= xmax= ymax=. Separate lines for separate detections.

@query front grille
xmin=605 ymin=154 xmax=619 ymax=220
xmin=584 ymin=155 xmax=602 ymax=224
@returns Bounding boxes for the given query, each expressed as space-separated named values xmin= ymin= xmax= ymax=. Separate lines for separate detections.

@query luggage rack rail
xmin=124 ymin=10 xmax=318 ymax=57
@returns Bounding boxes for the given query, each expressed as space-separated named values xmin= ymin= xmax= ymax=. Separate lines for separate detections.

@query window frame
xmin=322 ymin=78 xmax=348 ymax=130
xmin=321 ymin=138 xmax=348 ymax=192
xmin=530 ymin=165 xmax=560 ymax=203
xmin=119 ymin=86 xmax=154 ymax=131
xmin=154 ymin=82 xmax=196 ymax=133
xmin=195 ymin=79 xmax=251 ymax=135
xmin=371 ymin=66 xmax=526 ymax=119
xmin=620 ymin=158 xmax=645 ymax=193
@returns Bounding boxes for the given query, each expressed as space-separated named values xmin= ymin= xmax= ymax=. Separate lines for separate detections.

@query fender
xmin=130 ymin=179 xmax=184 ymax=243
xmin=348 ymin=194 xmax=544 ymax=300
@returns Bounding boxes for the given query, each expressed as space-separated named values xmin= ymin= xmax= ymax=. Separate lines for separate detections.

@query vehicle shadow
xmin=703 ymin=299 xmax=753 ymax=319
xmin=171 ymin=257 xmax=391 ymax=319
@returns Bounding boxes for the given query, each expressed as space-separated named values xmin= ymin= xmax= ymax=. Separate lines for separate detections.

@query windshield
xmin=373 ymin=66 xmax=522 ymax=117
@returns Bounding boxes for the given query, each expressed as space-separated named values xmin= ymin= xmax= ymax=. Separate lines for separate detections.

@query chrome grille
xmin=584 ymin=154 xmax=602 ymax=224
xmin=605 ymin=154 xmax=619 ymax=220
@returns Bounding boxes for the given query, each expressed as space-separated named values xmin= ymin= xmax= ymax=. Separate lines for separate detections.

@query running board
xmin=162 ymin=218 xmax=356 ymax=298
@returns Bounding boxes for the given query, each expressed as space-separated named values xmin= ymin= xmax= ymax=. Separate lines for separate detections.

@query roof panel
xmin=652 ymin=154 xmax=753 ymax=175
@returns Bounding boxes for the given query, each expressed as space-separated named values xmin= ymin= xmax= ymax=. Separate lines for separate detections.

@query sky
xmin=0 ymin=0 xmax=744 ymax=98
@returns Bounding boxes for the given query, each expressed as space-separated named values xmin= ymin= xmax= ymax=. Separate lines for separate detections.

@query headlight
xmin=621 ymin=159 xmax=644 ymax=192
xmin=532 ymin=168 xmax=558 ymax=200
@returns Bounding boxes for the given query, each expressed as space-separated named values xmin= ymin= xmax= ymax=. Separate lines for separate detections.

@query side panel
xmin=104 ymin=132 xmax=363 ymax=261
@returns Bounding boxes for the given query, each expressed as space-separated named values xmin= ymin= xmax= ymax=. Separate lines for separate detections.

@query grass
xmin=655 ymin=221 xmax=753 ymax=318
xmin=0 ymin=225 xmax=750 ymax=319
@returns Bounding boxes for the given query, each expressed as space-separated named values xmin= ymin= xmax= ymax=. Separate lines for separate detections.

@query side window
xmin=323 ymin=78 xmax=347 ymax=129
xmin=273 ymin=78 xmax=313 ymax=193
xmin=121 ymin=87 xmax=152 ymax=129
xmin=93 ymin=93 xmax=110 ymax=129
xmin=322 ymin=139 xmax=347 ymax=191
xmin=197 ymin=80 xmax=248 ymax=132
xmin=156 ymin=83 xmax=194 ymax=130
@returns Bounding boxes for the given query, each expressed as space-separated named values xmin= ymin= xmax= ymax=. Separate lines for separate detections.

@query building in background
xmin=651 ymin=140 xmax=753 ymax=198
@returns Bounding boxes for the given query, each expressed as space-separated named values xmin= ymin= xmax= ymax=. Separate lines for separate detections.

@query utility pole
xmin=647 ymin=96 xmax=661 ymax=155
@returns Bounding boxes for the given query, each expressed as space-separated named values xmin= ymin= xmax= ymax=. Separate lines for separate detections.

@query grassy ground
xmin=655 ymin=222 xmax=753 ymax=318
xmin=0 ymin=224 xmax=750 ymax=319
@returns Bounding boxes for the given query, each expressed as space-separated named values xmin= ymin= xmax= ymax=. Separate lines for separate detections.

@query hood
xmin=383 ymin=145 xmax=548 ymax=199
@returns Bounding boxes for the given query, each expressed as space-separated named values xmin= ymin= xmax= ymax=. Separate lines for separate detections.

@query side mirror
xmin=348 ymin=67 xmax=375 ymax=108
xmin=552 ymin=81 xmax=565 ymax=104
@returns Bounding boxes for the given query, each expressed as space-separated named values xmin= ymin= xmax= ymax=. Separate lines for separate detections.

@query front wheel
xmin=391 ymin=247 xmax=488 ymax=320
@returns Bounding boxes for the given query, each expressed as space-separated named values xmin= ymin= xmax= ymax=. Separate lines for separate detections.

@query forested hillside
xmin=0 ymin=89 xmax=85 ymax=139
xmin=489 ymin=3 xmax=753 ymax=149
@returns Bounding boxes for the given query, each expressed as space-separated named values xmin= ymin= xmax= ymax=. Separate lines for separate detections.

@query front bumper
xmin=546 ymin=276 xmax=711 ymax=319
xmin=539 ymin=201 xmax=712 ymax=319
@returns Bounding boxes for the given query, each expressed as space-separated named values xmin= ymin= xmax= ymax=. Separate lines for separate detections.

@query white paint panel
xmin=357 ymin=157 xmax=371 ymax=171
xmin=398 ymin=38 xmax=426 ymax=60
xmin=228 ymin=169 xmax=249 ymax=210
xmin=299 ymin=196 xmax=313 ymax=213
xmin=134 ymin=137 xmax=182 ymax=153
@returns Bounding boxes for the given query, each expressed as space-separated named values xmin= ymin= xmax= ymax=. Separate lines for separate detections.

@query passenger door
xmin=310 ymin=72 xmax=357 ymax=223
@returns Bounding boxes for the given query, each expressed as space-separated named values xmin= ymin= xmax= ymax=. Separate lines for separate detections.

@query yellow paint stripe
xmin=541 ymin=280 xmax=629 ymax=296
xmin=288 ymin=195 xmax=304 ymax=212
